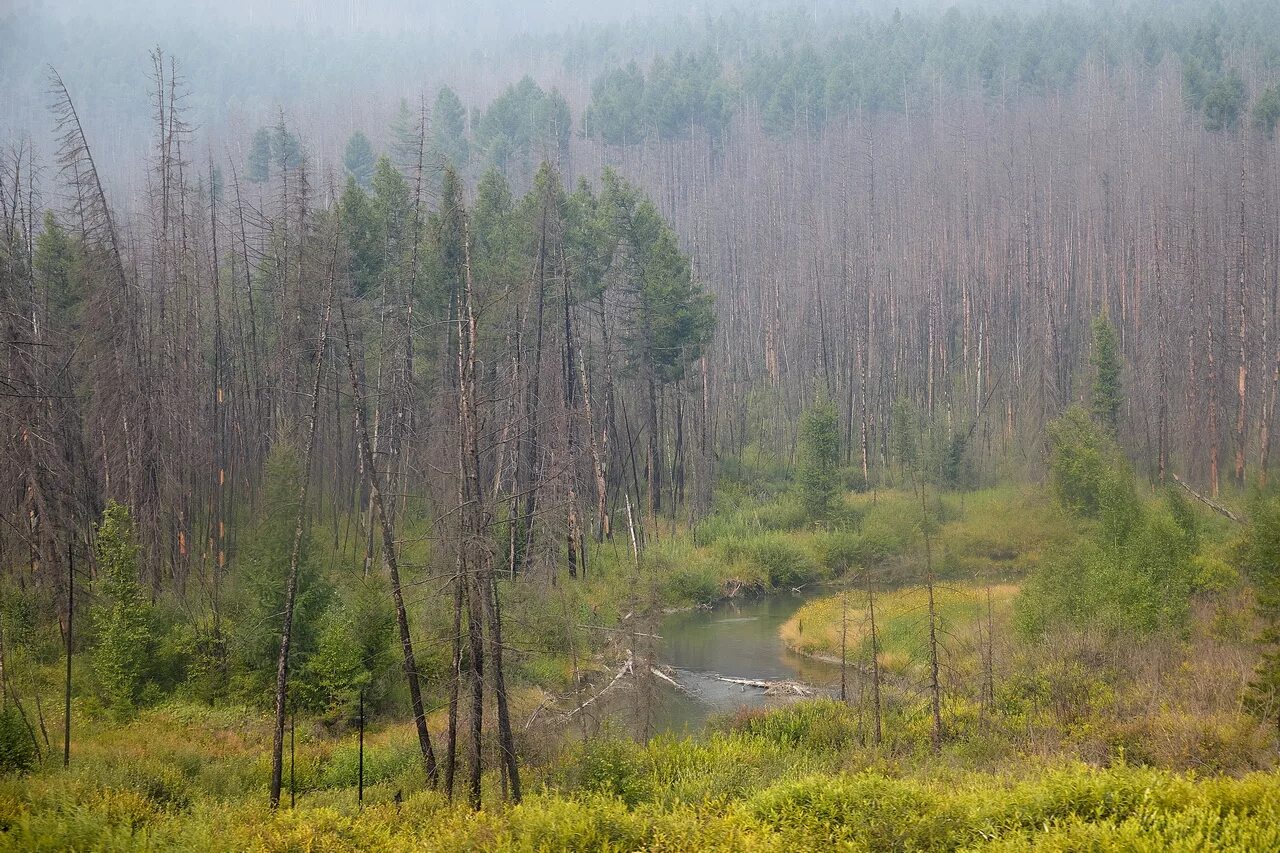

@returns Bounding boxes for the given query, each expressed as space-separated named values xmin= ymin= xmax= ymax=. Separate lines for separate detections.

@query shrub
xmin=746 ymin=535 xmax=824 ymax=589
xmin=748 ymin=773 xmax=963 ymax=849
xmin=728 ymin=700 xmax=859 ymax=750
xmin=562 ymin=737 xmax=653 ymax=806
xmin=797 ymin=398 xmax=840 ymax=520
xmin=0 ymin=706 xmax=37 ymax=774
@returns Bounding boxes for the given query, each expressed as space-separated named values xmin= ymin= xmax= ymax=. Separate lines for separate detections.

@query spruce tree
xmin=93 ymin=501 xmax=152 ymax=713
xmin=1242 ymin=494 xmax=1280 ymax=735
xmin=247 ymin=127 xmax=272 ymax=183
xmin=343 ymin=130 xmax=376 ymax=189
xmin=433 ymin=86 xmax=469 ymax=167
xmin=1090 ymin=313 xmax=1122 ymax=435
xmin=797 ymin=397 xmax=840 ymax=520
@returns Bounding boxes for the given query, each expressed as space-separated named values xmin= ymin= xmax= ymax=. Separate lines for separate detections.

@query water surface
xmin=651 ymin=588 xmax=842 ymax=733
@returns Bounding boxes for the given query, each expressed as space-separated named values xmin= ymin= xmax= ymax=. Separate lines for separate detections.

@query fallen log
xmin=563 ymin=652 xmax=633 ymax=721
xmin=1171 ymin=474 xmax=1245 ymax=524
xmin=704 ymin=673 xmax=816 ymax=696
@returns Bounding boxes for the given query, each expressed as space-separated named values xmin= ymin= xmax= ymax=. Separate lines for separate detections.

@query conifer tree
xmin=93 ymin=501 xmax=151 ymax=713
xmin=343 ymin=130 xmax=376 ymax=189
xmin=1242 ymin=494 xmax=1280 ymax=736
xmin=1090 ymin=314 xmax=1122 ymax=435
xmin=433 ymin=86 xmax=469 ymax=167
xmin=797 ymin=397 xmax=840 ymax=520
xmin=247 ymin=127 xmax=272 ymax=183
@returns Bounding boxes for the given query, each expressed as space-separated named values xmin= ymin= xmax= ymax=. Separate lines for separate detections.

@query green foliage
xmin=33 ymin=212 xmax=86 ymax=329
xmin=743 ymin=534 xmax=824 ymax=589
xmin=0 ymin=705 xmax=37 ymax=774
xmin=584 ymin=62 xmax=647 ymax=145
xmin=727 ymin=699 xmax=859 ymax=750
xmin=563 ymin=737 xmax=652 ymax=806
xmin=304 ymin=579 xmax=394 ymax=713
xmin=93 ymin=501 xmax=153 ymax=714
xmin=890 ymin=397 xmax=920 ymax=479
xmin=1023 ymin=409 xmax=1199 ymax=637
xmin=1240 ymin=493 xmax=1280 ymax=727
xmin=585 ymin=51 xmax=733 ymax=145
xmin=432 ymin=86 xmax=469 ymax=167
xmin=749 ymin=773 xmax=956 ymax=849
xmin=796 ymin=398 xmax=840 ymax=521
xmin=271 ymin=120 xmax=303 ymax=173
xmin=1090 ymin=314 xmax=1123 ymax=435
xmin=338 ymin=177 xmax=381 ymax=296
xmin=475 ymin=76 xmax=570 ymax=172
xmin=1203 ymin=69 xmax=1247 ymax=131
xmin=246 ymin=127 xmax=271 ymax=183
xmin=1254 ymin=84 xmax=1280 ymax=138
xmin=341 ymin=131 xmax=375 ymax=189
xmin=1046 ymin=406 xmax=1133 ymax=522
xmin=388 ymin=97 xmax=418 ymax=173
xmin=227 ymin=446 xmax=331 ymax=706
xmin=599 ymin=168 xmax=715 ymax=384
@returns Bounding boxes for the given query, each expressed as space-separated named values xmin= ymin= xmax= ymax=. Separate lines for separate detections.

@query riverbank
xmin=779 ymin=583 xmax=1021 ymax=670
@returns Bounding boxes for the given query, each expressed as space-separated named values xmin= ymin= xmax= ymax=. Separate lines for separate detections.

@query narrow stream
xmin=650 ymin=588 xmax=842 ymax=734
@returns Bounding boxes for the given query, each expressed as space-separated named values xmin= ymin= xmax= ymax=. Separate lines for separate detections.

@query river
xmin=650 ymin=588 xmax=842 ymax=734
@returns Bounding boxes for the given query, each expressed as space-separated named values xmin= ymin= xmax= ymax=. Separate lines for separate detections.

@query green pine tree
xmin=343 ymin=130 xmax=376 ymax=189
xmin=1090 ymin=313 xmax=1123 ymax=435
xmin=1241 ymin=494 xmax=1280 ymax=735
xmin=247 ymin=127 xmax=272 ymax=183
xmin=93 ymin=501 xmax=152 ymax=714
xmin=1254 ymin=84 xmax=1280 ymax=139
xmin=433 ymin=86 xmax=469 ymax=167
xmin=797 ymin=397 xmax=840 ymax=521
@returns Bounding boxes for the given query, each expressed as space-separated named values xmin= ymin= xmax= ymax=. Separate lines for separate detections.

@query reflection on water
xmin=650 ymin=588 xmax=842 ymax=734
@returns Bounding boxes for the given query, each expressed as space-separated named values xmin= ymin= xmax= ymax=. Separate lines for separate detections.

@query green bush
xmin=727 ymin=700 xmax=859 ymax=750
xmin=749 ymin=773 xmax=962 ymax=850
xmin=745 ymin=535 xmax=824 ymax=589
xmin=563 ymin=737 xmax=653 ymax=806
xmin=0 ymin=706 xmax=37 ymax=774
xmin=662 ymin=564 xmax=720 ymax=605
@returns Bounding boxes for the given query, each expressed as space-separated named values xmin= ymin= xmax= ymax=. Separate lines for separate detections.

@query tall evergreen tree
xmin=389 ymin=97 xmax=418 ymax=174
xmin=247 ymin=127 xmax=272 ymax=183
xmin=433 ymin=86 xmax=469 ymax=167
xmin=343 ymin=130 xmax=376 ymax=189
xmin=1090 ymin=314 xmax=1122 ymax=435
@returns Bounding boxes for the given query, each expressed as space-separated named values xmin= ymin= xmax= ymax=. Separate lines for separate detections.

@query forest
xmin=4 ymin=0 xmax=1280 ymax=849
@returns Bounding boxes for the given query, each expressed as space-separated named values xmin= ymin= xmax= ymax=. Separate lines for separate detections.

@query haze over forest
xmin=4 ymin=0 xmax=1280 ymax=849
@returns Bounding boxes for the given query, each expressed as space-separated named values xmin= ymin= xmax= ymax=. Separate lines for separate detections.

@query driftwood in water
xmin=704 ymin=674 xmax=816 ymax=696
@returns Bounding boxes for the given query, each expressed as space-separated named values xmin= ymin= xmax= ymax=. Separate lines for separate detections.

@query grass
xmin=3 ymin=700 xmax=1279 ymax=851
xmin=780 ymin=583 xmax=1021 ymax=673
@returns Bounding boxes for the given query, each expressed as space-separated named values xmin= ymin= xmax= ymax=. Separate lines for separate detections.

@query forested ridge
xmin=5 ymin=0 xmax=1280 ymax=850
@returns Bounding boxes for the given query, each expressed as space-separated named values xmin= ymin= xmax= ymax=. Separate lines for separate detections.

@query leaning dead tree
xmin=339 ymin=296 xmax=439 ymax=788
